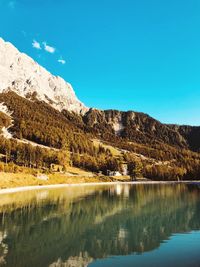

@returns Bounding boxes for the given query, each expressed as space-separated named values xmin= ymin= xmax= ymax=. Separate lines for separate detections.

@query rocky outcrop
xmin=0 ymin=38 xmax=88 ymax=114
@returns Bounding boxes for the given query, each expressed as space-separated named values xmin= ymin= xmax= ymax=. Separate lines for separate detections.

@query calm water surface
xmin=0 ymin=183 xmax=200 ymax=267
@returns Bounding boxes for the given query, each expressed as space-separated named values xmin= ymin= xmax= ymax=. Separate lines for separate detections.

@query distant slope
xmin=81 ymin=109 xmax=200 ymax=151
xmin=169 ymin=124 xmax=200 ymax=152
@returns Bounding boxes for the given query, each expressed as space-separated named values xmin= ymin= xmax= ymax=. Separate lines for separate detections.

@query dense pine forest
xmin=1 ymin=91 xmax=200 ymax=180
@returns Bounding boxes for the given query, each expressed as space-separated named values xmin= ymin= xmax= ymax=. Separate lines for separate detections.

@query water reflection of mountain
xmin=0 ymin=184 xmax=200 ymax=267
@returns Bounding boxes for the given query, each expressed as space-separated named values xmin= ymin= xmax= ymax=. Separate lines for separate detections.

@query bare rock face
xmin=0 ymin=37 xmax=88 ymax=114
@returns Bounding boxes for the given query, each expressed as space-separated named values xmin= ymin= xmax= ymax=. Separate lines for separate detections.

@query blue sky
xmin=0 ymin=0 xmax=200 ymax=125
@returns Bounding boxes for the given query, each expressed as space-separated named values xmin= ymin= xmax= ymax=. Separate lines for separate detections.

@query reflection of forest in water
xmin=0 ymin=184 xmax=200 ymax=267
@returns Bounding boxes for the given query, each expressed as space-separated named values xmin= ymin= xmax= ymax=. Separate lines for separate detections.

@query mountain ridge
xmin=0 ymin=37 xmax=88 ymax=114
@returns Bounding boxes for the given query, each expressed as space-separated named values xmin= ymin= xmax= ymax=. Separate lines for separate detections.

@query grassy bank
xmin=0 ymin=172 xmax=106 ymax=189
xmin=0 ymin=171 xmax=132 ymax=189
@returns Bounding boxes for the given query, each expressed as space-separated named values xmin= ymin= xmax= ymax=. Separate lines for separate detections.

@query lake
xmin=0 ymin=183 xmax=200 ymax=267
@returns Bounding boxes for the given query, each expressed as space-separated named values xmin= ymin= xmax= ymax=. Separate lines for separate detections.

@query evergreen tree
xmin=128 ymin=158 xmax=143 ymax=180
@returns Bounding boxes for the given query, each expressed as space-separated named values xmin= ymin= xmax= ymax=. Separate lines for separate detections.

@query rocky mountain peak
xmin=0 ymin=37 xmax=88 ymax=114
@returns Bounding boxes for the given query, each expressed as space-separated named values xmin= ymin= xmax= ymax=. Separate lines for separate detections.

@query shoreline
xmin=0 ymin=180 xmax=199 ymax=195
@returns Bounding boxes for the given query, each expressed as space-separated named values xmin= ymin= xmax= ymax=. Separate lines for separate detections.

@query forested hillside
xmin=1 ymin=91 xmax=200 ymax=180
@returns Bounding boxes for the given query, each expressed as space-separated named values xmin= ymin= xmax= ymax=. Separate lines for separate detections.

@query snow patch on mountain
xmin=113 ymin=121 xmax=124 ymax=135
xmin=0 ymin=37 xmax=88 ymax=114
xmin=18 ymin=138 xmax=59 ymax=151
xmin=1 ymin=127 xmax=13 ymax=139
xmin=111 ymin=114 xmax=125 ymax=135
xmin=0 ymin=103 xmax=13 ymax=139
xmin=0 ymin=103 xmax=12 ymax=117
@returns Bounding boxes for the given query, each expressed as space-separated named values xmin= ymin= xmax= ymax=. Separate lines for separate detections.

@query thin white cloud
xmin=58 ymin=58 xmax=66 ymax=65
xmin=8 ymin=1 xmax=15 ymax=9
xmin=43 ymin=42 xmax=56 ymax=53
xmin=32 ymin=40 xmax=41 ymax=50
